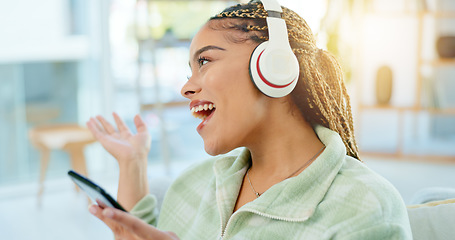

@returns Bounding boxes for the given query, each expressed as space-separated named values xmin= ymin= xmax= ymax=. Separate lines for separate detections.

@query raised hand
xmin=87 ymin=112 xmax=152 ymax=211
xmin=86 ymin=112 xmax=152 ymax=165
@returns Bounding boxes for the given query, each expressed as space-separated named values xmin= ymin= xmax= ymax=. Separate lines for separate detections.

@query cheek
xmin=210 ymin=63 xmax=257 ymax=96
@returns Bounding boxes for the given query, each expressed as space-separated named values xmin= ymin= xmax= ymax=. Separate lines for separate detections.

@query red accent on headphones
xmin=256 ymin=50 xmax=295 ymax=89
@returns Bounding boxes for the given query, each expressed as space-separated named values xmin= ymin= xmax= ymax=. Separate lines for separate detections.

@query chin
xmin=203 ymin=141 xmax=232 ymax=156
xmin=204 ymin=145 xmax=223 ymax=156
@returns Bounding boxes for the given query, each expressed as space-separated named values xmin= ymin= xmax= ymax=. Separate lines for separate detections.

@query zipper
xmin=217 ymin=183 xmax=234 ymax=240
xmin=219 ymin=208 xmax=311 ymax=239
xmin=217 ymin=199 xmax=225 ymax=240
xmin=219 ymin=210 xmax=241 ymax=240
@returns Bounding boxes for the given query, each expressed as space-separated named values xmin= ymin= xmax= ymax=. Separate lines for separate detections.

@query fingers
xmin=86 ymin=117 xmax=106 ymax=139
xmin=102 ymin=207 xmax=153 ymax=238
xmin=89 ymin=203 xmax=178 ymax=240
xmin=101 ymin=207 xmax=174 ymax=240
xmin=96 ymin=115 xmax=117 ymax=135
xmin=88 ymin=112 xmax=142 ymax=136
xmin=113 ymin=112 xmax=132 ymax=136
xmin=87 ymin=113 xmax=132 ymax=137
xmin=96 ymin=199 xmax=109 ymax=209
xmin=89 ymin=204 xmax=124 ymax=235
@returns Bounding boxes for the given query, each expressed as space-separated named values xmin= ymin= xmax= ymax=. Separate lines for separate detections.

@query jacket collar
xmin=213 ymin=125 xmax=346 ymax=222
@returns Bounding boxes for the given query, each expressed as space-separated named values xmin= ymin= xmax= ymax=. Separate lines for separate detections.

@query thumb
xmin=134 ymin=115 xmax=148 ymax=133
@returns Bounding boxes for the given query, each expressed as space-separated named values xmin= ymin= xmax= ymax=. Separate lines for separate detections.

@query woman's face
xmin=181 ymin=20 xmax=270 ymax=156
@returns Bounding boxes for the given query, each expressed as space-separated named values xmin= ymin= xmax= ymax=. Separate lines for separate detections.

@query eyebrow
xmin=189 ymin=45 xmax=226 ymax=67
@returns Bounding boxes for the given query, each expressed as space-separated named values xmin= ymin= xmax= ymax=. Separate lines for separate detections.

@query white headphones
xmin=249 ymin=0 xmax=300 ymax=98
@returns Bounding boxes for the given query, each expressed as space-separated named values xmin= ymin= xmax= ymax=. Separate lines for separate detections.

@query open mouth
xmin=191 ymin=103 xmax=216 ymax=120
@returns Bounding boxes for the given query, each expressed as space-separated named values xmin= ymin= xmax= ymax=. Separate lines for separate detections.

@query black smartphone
xmin=68 ymin=170 xmax=127 ymax=212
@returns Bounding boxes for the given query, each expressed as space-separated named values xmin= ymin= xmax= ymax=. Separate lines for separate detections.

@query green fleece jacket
xmin=131 ymin=126 xmax=412 ymax=239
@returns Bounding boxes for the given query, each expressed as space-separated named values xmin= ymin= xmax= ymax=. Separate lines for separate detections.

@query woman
xmin=87 ymin=1 xmax=412 ymax=239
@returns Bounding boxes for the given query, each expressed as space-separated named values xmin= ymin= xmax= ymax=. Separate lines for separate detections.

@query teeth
xmin=190 ymin=103 xmax=216 ymax=113
xmin=192 ymin=112 xmax=208 ymax=120
xmin=190 ymin=103 xmax=216 ymax=120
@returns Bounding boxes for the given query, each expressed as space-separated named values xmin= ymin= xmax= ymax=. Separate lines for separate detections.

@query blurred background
xmin=0 ymin=0 xmax=454 ymax=239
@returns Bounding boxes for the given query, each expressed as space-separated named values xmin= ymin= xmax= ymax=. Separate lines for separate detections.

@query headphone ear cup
xmin=249 ymin=42 xmax=269 ymax=94
xmin=249 ymin=41 xmax=299 ymax=98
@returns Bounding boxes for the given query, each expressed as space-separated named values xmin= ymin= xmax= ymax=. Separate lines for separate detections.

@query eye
xmin=198 ymin=57 xmax=210 ymax=67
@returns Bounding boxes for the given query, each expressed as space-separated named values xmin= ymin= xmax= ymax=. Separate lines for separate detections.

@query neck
xmin=245 ymin=102 xmax=325 ymax=180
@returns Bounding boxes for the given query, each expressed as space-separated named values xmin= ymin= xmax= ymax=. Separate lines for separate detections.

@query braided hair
xmin=209 ymin=0 xmax=360 ymax=160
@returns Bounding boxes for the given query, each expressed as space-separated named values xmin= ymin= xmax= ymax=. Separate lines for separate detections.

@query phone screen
xmin=68 ymin=170 xmax=127 ymax=212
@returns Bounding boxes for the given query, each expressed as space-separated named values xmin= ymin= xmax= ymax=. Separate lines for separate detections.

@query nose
xmin=180 ymin=77 xmax=201 ymax=99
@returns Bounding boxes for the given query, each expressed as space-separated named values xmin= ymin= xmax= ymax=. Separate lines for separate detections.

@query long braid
xmin=210 ymin=1 xmax=360 ymax=160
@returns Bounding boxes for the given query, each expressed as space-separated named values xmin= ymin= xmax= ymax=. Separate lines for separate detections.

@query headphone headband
xmin=260 ymin=0 xmax=282 ymax=12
